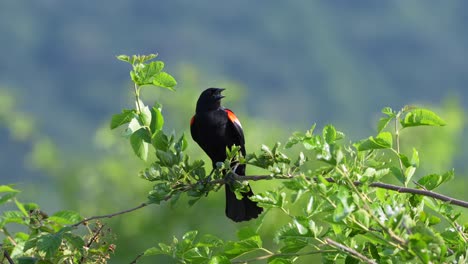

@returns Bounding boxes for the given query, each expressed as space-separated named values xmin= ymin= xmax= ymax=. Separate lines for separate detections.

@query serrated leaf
xmin=49 ymin=210 xmax=83 ymax=225
xmin=36 ymin=234 xmax=62 ymax=258
xmin=2 ymin=210 xmax=26 ymax=225
xmin=251 ymin=191 xmax=285 ymax=208
xmin=183 ymin=230 xmax=198 ymax=243
xmin=401 ymin=108 xmax=446 ymax=128
xmin=390 ymin=166 xmax=405 ymax=185
xmin=237 ymin=227 xmax=257 ymax=240
xmin=0 ymin=192 xmax=17 ymax=205
xmin=323 ymin=125 xmax=336 ymax=144
xmin=130 ymin=128 xmax=151 ymax=161
xmin=63 ymin=232 xmax=85 ymax=249
xmin=149 ymin=106 xmax=164 ymax=133
xmin=417 ymin=174 xmax=442 ymax=190
xmin=15 ymin=199 xmax=28 ymax=216
xmin=152 ymin=130 xmax=169 ymax=151
xmin=153 ymin=72 xmax=177 ymax=90
xmin=377 ymin=116 xmax=393 ymax=133
xmin=356 ymin=132 xmax=392 ymax=151
xmin=143 ymin=247 xmax=165 ymax=256
xmin=184 ymin=247 xmax=210 ymax=263
xmin=441 ymin=169 xmax=454 ymax=185
xmin=110 ymin=109 xmax=136 ymax=129
xmin=224 ymin=236 xmax=262 ymax=259
xmin=197 ymin=234 xmax=224 ymax=248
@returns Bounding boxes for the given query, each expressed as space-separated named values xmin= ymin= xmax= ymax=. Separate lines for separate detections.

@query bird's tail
xmin=225 ymin=164 xmax=263 ymax=222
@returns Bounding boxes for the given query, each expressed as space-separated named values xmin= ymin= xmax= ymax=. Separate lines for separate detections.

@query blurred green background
xmin=1 ymin=1 xmax=468 ymax=263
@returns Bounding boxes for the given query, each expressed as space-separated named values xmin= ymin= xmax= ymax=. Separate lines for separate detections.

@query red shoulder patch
xmin=190 ymin=116 xmax=195 ymax=126
xmin=225 ymin=109 xmax=242 ymax=128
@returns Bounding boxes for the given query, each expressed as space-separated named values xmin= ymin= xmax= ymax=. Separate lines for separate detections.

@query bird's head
xmin=196 ymin=87 xmax=225 ymax=112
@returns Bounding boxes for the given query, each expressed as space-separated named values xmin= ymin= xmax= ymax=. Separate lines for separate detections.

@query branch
xmin=129 ymin=252 xmax=144 ymax=264
xmin=231 ymin=249 xmax=337 ymax=263
xmin=227 ymin=173 xmax=468 ymax=209
xmin=0 ymin=244 xmax=14 ymax=264
xmin=367 ymin=181 xmax=468 ymax=208
xmin=71 ymin=202 xmax=149 ymax=227
xmin=70 ymin=171 xmax=468 ymax=229
xmin=325 ymin=238 xmax=377 ymax=264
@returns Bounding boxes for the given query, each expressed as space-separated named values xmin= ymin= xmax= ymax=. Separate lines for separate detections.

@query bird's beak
xmin=215 ymin=88 xmax=225 ymax=100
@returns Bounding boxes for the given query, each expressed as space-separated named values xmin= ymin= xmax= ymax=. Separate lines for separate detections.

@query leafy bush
xmin=1 ymin=54 xmax=467 ymax=263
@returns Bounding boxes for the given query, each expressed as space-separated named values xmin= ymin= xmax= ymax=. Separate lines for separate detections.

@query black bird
xmin=190 ymin=88 xmax=263 ymax=222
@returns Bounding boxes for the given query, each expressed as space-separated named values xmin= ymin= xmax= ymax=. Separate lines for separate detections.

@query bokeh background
xmin=1 ymin=1 xmax=468 ymax=263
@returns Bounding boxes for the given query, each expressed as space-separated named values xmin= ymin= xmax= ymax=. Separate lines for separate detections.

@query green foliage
xmin=0 ymin=186 xmax=114 ymax=263
xmin=1 ymin=55 xmax=467 ymax=264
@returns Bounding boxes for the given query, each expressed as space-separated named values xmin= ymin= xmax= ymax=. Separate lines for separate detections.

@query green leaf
xmin=148 ymin=182 xmax=171 ymax=204
xmin=0 ymin=192 xmax=17 ymax=205
xmin=268 ymin=258 xmax=293 ymax=264
xmin=15 ymin=199 xmax=28 ymax=216
xmin=153 ymin=72 xmax=177 ymax=90
xmin=130 ymin=128 xmax=151 ymax=161
xmin=175 ymin=134 xmax=188 ymax=152
xmin=377 ymin=116 xmax=393 ymax=133
xmin=417 ymin=174 xmax=441 ymax=190
xmin=116 ymin=54 xmax=130 ymax=62
xmin=152 ymin=130 xmax=169 ymax=151
xmin=143 ymin=247 xmax=165 ymax=256
xmin=356 ymin=132 xmax=393 ymax=151
xmin=0 ymin=185 xmax=20 ymax=193
xmin=63 ymin=232 xmax=85 ymax=249
xmin=36 ymin=234 xmax=62 ymax=258
xmin=184 ymin=247 xmax=210 ymax=263
xmin=17 ymin=257 xmax=38 ymax=264
xmin=110 ymin=109 xmax=136 ymax=129
xmin=2 ymin=210 xmax=26 ymax=225
xmin=293 ymin=218 xmax=308 ymax=235
xmin=224 ymin=236 xmax=262 ymax=259
xmin=197 ymin=234 xmax=224 ymax=248
xmin=209 ymin=255 xmax=230 ymax=264
xmin=441 ymin=169 xmax=454 ymax=185
xmin=237 ymin=227 xmax=256 ymax=240
xmin=149 ymin=106 xmax=164 ymax=133
xmin=139 ymin=61 xmax=165 ymax=84
xmin=139 ymin=105 xmax=152 ymax=127
xmin=323 ymin=125 xmax=336 ymax=144
xmin=49 ymin=210 xmax=83 ymax=225
xmin=401 ymin=108 xmax=446 ymax=128
xmin=417 ymin=171 xmax=452 ymax=190
xmin=251 ymin=191 xmax=285 ymax=208
xmin=182 ymin=230 xmax=198 ymax=243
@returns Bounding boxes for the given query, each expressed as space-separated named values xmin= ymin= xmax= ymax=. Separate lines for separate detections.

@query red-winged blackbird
xmin=190 ymin=88 xmax=263 ymax=222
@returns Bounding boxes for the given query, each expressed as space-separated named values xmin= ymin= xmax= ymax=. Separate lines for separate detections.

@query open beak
xmin=215 ymin=88 xmax=225 ymax=100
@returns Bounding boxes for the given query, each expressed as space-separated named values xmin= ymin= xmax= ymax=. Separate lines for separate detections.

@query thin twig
xmin=79 ymin=223 xmax=106 ymax=264
xmin=129 ymin=252 xmax=144 ymax=264
xmin=325 ymin=238 xmax=377 ymax=264
xmin=0 ymin=244 xmax=15 ymax=264
xmin=231 ymin=249 xmax=336 ymax=263
xmin=71 ymin=202 xmax=149 ymax=227
xmin=230 ymin=174 xmax=468 ymax=208
xmin=368 ymin=182 xmax=468 ymax=208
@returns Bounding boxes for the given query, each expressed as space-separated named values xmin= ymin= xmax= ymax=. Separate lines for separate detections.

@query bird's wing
xmin=224 ymin=108 xmax=246 ymax=155
xmin=190 ymin=115 xmax=199 ymax=143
